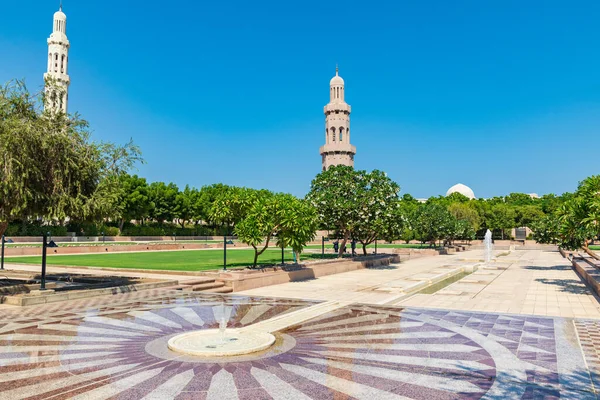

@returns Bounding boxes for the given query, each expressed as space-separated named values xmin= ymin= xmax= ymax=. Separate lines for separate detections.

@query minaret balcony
xmin=323 ymin=103 xmax=351 ymax=114
xmin=44 ymin=72 xmax=70 ymax=85
xmin=320 ymin=143 xmax=356 ymax=155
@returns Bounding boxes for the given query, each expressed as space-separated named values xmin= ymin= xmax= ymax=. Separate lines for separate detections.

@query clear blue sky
xmin=2 ymin=1 xmax=599 ymax=198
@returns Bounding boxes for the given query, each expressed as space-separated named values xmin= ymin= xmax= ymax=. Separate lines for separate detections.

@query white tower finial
xmin=44 ymin=4 xmax=70 ymax=114
xmin=319 ymin=67 xmax=356 ymax=171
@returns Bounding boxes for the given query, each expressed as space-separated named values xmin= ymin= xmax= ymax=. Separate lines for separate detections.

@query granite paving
xmin=0 ymin=289 xmax=597 ymax=399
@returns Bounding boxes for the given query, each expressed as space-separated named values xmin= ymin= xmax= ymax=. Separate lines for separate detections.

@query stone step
xmin=203 ymin=286 xmax=233 ymax=293
xmin=191 ymin=282 xmax=225 ymax=291
xmin=180 ymin=278 xmax=216 ymax=286
xmin=165 ymin=285 xmax=189 ymax=291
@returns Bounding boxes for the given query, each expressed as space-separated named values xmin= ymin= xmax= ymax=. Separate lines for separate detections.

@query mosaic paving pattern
xmin=575 ymin=319 xmax=600 ymax=391
xmin=0 ymin=291 xmax=596 ymax=399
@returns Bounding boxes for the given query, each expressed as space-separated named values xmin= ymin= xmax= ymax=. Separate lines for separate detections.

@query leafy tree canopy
xmin=0 ymin=80 xmax=141 ymax=236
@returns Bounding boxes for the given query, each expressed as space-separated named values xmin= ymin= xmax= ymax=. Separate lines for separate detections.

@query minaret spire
xmin=319 ymin=68 xmax=356 ymax=170
xmin=44 ymin=3 xmax=70 ymax=114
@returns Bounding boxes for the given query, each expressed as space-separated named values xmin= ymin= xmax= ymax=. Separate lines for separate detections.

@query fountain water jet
xmin=168 ymin=302 xmax=276 ymax=357
xmin=484 ymin=229 xmax=493 ymax=264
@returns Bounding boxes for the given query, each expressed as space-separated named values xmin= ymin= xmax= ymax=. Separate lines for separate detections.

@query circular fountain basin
xmin=167 ymin=328 xmax=275 ymax=357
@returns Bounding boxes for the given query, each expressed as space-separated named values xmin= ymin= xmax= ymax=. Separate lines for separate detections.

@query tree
xmin=413 ymin=203 xmax=455 ymax=246
xmin=349 ymin=170 xmax=402 ymax=255
xmin=193 ymin=184 xmax=229 ymax=227
xmin=174 ymin=185 xmax=195 ymax=228
xmin=540 ymin=176 xmax=600 ymax=259
xmin=0 ymin=80 xmax=141 ymax=236
xmin=454 ymin=219 xmax=476 ymax=243
xmin=276 ymin=198 xmax=318 ymax=262
xmin=115 ymin=174 xmax=152 ymax=232
xmin=307 ymin=166 xmax=401 ymax=257
xmin=531 ymin=214 xmax=561 ymax=245
xmin=210 ymin=187 xmax=259 ymax=234
xmin=235 ymin=193 xmax=318 ymax=267
xmin=487 ymin=204 xmax=517 ymax=239
xmin=148 ymin=182 xmax=179 ymax=224
xmin=448 ymin=202 xmax=481 ymax=232
xmin=515 ymin=205 xmax=545 ymax=228
xmin=397 ymin=196 xmax=420 ymax=243
xmin=504 ymin=193 xmax=536 ymax=206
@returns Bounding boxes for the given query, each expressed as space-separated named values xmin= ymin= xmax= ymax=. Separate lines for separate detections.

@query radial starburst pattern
xmin=0 ymin=291 xmax=594 ymax=399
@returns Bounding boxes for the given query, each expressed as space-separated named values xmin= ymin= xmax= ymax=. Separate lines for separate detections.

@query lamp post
xmin=223 ymin=235 xmax=227 ymax=271
xmin=375 ymin=239 xmax=378 ymax=255
xmin=321 ymin=236 xmax=325 ymax=259
xmin=101 ymin=231 xmax=105 ymax=244
xmin=281 ymin=244 xmax=285 ymax=265
xmin=41 ymin=232 xmax=48 ymax=290
xmin=0 ymin=235 xmax=5 ymax=271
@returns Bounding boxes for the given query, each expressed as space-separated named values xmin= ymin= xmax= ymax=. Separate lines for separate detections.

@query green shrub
xmin=5 ymin=221 xmax=67 ymax=237
xmin=102 ymin=227 xmax=120 ymax=236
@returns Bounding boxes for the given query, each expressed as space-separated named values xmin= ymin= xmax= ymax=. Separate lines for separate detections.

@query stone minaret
xmin=320 ymin=67 xmax=356 ymax=171
xmin=44 ymin=4 xmax=70 ymax=114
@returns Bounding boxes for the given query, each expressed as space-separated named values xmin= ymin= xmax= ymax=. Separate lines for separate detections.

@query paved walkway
xmin=400 ymin=249 xmax=600 ymax=319
xmin=240 ymin=249 xmax=600 ymax=319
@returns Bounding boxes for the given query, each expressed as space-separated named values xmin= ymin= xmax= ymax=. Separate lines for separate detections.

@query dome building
xmin=446 ymin=183 xmax=476 ymax=200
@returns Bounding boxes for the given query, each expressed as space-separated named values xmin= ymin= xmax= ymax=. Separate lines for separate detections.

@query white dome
xmin=446 ymin=183 xmax=475 ymax=200
xmin=330 ymin=74 xmax=344 ymax=86
xmin=330 ymin=67 xmax=344 ymax=86
xmin=54 ymin=10 xmax=66 ymax=20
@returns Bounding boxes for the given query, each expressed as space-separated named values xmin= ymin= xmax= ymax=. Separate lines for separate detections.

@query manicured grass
xmin=4 ymin=249 xmax=295 ymax=271
xmin=589 ymin=246 xmax=600 ymax=250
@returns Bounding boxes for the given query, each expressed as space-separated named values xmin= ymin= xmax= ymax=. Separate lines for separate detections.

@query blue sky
xmin=2 ymin=0 xmax=599 ymax=198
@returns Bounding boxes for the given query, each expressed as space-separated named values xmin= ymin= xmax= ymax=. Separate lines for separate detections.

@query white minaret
xmin=44 ymin=4 xmax=70 ymax=114
xmin=320 ymin=66 xmax=356 ymax=171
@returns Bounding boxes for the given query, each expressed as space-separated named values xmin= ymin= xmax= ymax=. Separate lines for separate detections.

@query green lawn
xmin=4 ymin=248 xmax=297 ymax=271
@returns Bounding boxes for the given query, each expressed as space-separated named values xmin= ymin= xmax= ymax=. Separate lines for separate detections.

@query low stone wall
xmin=571 ymin=256 xmax=600 ymax=297
xmin=388 ymin=248 xmax=441 ymax=258
xmin=5 ymin=236 xmax=238 ymax=243
xmin=3 ymin=242 xmax=245 ymax=256
xmin=1 ymin=279 xmax=177 ymax=306
xmin=218 ymin=254 xmax=400 ymax=292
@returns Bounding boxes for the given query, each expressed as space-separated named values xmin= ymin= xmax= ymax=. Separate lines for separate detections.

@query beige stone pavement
xmin=240 ymin=249 xmax=600 ymax=319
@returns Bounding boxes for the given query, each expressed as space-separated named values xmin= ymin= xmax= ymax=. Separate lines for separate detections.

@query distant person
xmin=351 ymin=239 xmax=356 ymax=256
xmin=333 ymin=240 xmax=339 ymax=253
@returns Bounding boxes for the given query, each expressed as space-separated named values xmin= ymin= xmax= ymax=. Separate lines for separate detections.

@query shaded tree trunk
xmin=338 ymin=230 xmax=350 ymax=258
xmin=0 ymin=221 xmax=7 ymax=237
xmin=251 ymin=229 xmax=278 ymax=268
xmin=118 ymin=219 xmax=125 ymax=233
xmin=252 ymin=246 xmax=259 ymax=268
xmin=362 ymin=243 xmax=367 ymax=255
xmin=583 ymin=240 xmax=600 ymax=260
